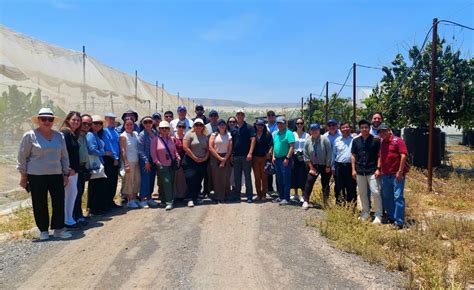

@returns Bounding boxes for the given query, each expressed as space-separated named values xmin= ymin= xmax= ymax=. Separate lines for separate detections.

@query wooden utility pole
xmin=352 ymin=62 xmax=357 ymax=129
xmin=427 ymin=18 xmax=438 ymax=192
xmin=325 ymin=81 xmax=329 ymax=124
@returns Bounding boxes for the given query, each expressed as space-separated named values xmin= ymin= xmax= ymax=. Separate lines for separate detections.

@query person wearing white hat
xmin=151 ymin=121 xmax=180 ymax=210
xmin=17 ymin=108 xmax=72 ymax=240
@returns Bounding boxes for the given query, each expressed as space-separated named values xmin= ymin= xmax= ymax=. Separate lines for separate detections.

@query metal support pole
xmin=352 ymin=62 xmax=357 ymax=129
xmin=325 ymin=81 xmax=329 ymax=124
xmin=161 ymin=83 xmax=164 ymax=112
xmin=82 ymin=45 xmax=86 ymax=111
xmin=427 ymin=18 xmax=438 ymax=192
xmin=155 ymin=81 xmax=158 ymax=112
xmin=134 ymin=70 xmax=138 ymax=109
xmin=301 ymin=97 xmax=304 ymax=118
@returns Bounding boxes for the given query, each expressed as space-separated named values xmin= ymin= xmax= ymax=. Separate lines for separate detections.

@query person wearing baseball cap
xmin=205 ymin=109 xmax=219 ymax=136
xmin=230 ymin=108 xmax=256 ymax=202
xmin=116 ymin=109 xmax=140 ymax=133
xmin=378 ymin=123 xmax=408 ymax=229
xmin=193 ymin=104 xmax=209 ymax=125
xmin=152 ymin=112 xmax=162 ymax=129
xmin=323 ymin=118 xmax=342 ymax=148
xmin=252 ymin=118 xmax=273 ymax=201
xmin=302 ymin=123 xmax=332 ymax=209
xmin=170 ymin=105 xmax=193 ymax=136
xmin=102 ymin=112 xmax=121 ymax=210
xmin=272 ymin=116 xmax=295 ymax=205
xmin=137 ymin=116 xmax=159 ymax=208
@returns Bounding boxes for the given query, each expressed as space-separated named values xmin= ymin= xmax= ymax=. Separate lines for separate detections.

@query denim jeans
xmin=274 ymin=157 xmax=292 ymax=201
xmin=139 ymin=159 xmax=157 ymax=199
xmin=381 ymin=175 xmax=405 ymax=225
xmin=233 ymin=155 xmax=253 ymax=200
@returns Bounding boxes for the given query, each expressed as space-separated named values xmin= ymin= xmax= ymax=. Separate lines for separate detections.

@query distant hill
xmin=192 ymin=98 xmax=299 ymax=109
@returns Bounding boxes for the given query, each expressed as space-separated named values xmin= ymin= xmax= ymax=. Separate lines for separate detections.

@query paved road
xmin=1 ymin=201 xmax=402 ymax=289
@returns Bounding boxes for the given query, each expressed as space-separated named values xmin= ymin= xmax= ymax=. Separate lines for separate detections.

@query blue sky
xmin=1 ymin=0 xmax=472 ymax=103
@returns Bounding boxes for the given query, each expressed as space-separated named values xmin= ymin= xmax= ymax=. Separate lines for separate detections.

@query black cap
xmin=152 ymin=112 xmax=161 ymax=120
xmin=195 ymin=104 xmax=204 ymax=110
xmin=378 ymin=123 xmax=389 ymax=130
xmin=209 ymin=109 xmax=218 ymax=117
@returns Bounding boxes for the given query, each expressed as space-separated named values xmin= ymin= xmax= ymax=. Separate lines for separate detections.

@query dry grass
xmin=0 ymin=205 xmax=36 ymax=238
xmin=308 ymin=147 xmax=474 ymax=289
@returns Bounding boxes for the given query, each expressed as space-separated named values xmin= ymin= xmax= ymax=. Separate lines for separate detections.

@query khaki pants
xmin=356 ymin=174 xmax=382 ymax=218
xmin=123 ymin=162 xmax=140 ymax=197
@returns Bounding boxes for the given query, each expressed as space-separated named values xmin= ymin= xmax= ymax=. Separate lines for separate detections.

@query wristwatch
xmin=285 ymin=156 xmax=290 ymax=160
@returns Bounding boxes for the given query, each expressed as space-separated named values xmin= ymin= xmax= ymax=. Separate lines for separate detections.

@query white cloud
xmin=48 ymin=0 xmax=78 ymax=10
xmin=199 ymin=13 xmax=261 ymax=42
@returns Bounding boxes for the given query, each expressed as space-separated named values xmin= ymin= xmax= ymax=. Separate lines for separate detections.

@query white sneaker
xmin=300 ymin=196 xmax=305 ymax=203
xmin=53 ymin=229 xmax=72 ymax=239
xmin=139 ymin=200 xmax=149 ymax=208
xmin=188 ymin=200 xmax=194 ymax=207
xmin=279 ymin=199 xmax=288 ymax=206
xmin=372 ymin=216 xmax=382 ymax=224
xmin=291 ymin=194 xmax=300 ymax=201
xmin=165 ymin=204 xmax=173 ymax=211
xmin=127 ymin=200 xmax=139 ymax=208
xmin=359 ymin=212 xmax=370 ymax=221
xmin=302 ymin=201 xmax=309 ymax=210
xmin=39 ymin=231 xmax=49 ymax=240
xmin=147 ymin=199 xmax=159 ymax=207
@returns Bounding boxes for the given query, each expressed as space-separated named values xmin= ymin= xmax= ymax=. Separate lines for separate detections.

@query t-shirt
xmin=231 ymin=122 xmax=256 ymax=156
xmin=253 ymin=131 xmax=273 ymax=157
xmin=184 ymin=131 xmax=208 ymax=158
xmin=273 ymin=128 xmax=295 ymax=158
xmin=212 ymin=132 xmax=232 ymax=154
xmin=351 ymin=134 xmax=380 ymax=175
xmin=380 ymin=134 xmax=408 ymax=175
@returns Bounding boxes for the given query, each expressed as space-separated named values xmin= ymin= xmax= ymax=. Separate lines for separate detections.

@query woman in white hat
xmin=17 ymin=108 xmax=72 ymax=240
xmin=151 ymin=121 xmax=180 ymax=210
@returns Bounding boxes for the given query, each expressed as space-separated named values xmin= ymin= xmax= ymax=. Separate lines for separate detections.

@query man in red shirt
xmin=378 ymin=123 xmax=408 ymax=229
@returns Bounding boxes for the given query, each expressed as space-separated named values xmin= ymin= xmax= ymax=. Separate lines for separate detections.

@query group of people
xmin=17 ymin=105 xmax=408 ymax=240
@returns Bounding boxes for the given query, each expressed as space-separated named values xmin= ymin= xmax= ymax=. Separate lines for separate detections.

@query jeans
xmin=103 ymin=156 xmax=119 ymax=207
xmin=183 ymin=155 xmax=207 ymax=201
xmin=356 ymin=174 xmax=382 ymax=218
xmin=381 ymin=175 xmax=406 ymax=225
xmin=233 ymin=155 xmax=253 ymax=200
xmin=274 ymin=157 xmax=292 ymax=201
xmin=139 ymin=159 xmax=157 ymax=199
xmin=28 ymin=174 xmax=65 ymax=232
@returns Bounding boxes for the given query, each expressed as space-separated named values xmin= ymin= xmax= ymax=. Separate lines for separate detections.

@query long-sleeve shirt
xmin=17 ymin=129 xmax=70 ymax=175
xmin=102 ymin=126 xmax=120 ymax=160
xmin=138 ymin=129 xmax=157 ymax=164
xmin=86 ymin=132 xmax=106 ymax=163
xmin=61 ymin=129 xmax=80 ymax=172
xmin=77 ymin=133 xmax=89 ymax=165
xmin=323 ymin=129 xmax=342 ymax=148
xmin=303 ymin=135 xmax=332 ymax=167
xmin=332 ymin=135 xmax=353 ymax=169
xmin=151 ymin=136 xmax=180 ymax=167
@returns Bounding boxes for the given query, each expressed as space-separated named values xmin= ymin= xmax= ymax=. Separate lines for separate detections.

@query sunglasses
xmin=159 ymin=127 xmax=170 ymax=130
xmin=328 ymin=124 xmax=336 ymax=127
xmin=256 ymin=124 xmax=264 ymax=127
xmin=177 ymin=125 xmax=186 ymax=129
xmin=228 ymin=121 xmax=236 ymax=124
xmin=92 ymin=122 xmax=103 ymax=126
xmin=267 ymin=114 xmax=275 ymax=117
xmin=164 ymin=115 xmax=173 ymax=119
xmin=143 ymin=120 xmax=153 ymax=125
xmin=194 ymin=124 xmax=204 ymax=127
xmin=82 ymin=122 xmax=92 ymax=126
xmin=296 ymin=122 xmax=304 ymax=125
xmin=39 ymin=117 xmax=55 ymax=123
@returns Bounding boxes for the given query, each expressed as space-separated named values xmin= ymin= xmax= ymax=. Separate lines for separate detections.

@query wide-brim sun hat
xmin=158 ymin=121 xmax=171 ymax=128
xmin=91 ymin=115 xmax=104 ymax=123
xmin=31 ymin=107 xmax=61 ymax=125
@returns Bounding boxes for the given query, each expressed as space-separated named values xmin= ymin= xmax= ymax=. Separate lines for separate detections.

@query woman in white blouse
xmin=291 ymin=118 xmax=309 ymax=202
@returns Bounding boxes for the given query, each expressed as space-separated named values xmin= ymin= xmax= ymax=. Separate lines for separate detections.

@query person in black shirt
xmin=351 ymin=119 xmax=383 ymax=224
xmin=231 ymin=109 xmax=256 ymax=202
xmin=193 ymin=104 xmax=209 ymax=125
xmin=252 ymin=119 xmax=273 ymax=201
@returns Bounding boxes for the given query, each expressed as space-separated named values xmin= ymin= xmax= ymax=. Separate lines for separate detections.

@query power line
xmin=356 ymin=63 xmax=384 ymax=70
xmin=335 ymin=66 xmax=353 ymax=98
xmin=329 ymin=81 xmax=377 ymax=89
xmin=438 ymin=19 xmax=474 ymax=31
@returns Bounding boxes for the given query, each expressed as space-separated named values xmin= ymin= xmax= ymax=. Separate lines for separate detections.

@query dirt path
xmin=1 ymin=202 xmax=402 ymax=289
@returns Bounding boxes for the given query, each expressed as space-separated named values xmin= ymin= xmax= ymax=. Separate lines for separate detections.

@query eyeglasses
xmin=143 ymin=120 xmax=153 ymax=125
xmin=177 ymin=125 xmax=186 ymax=129
xmin=82 ymin=122 xmax=92 ymax=126
xmin=92 ymin=122 xmax=103 ymax=126
xmin=39 ymin=117 xmax=54 ymax=123
xmin=296 ymin=122 xmax=304 ymax=125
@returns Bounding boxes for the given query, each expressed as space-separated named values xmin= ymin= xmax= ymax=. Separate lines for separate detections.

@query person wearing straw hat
xmin=138 ymin=116 xmax=159 ymax=208
xmin=17 ymin=108 xmax=72 ymax=240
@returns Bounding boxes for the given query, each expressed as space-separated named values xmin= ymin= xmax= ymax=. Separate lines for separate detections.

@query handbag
xmin=87 ymin=154 xmax=107 ymax=179
xmin=159 ymin=136 xmax=180 ymax=170
xmin=264 ymin=159 xmax=276 ymax=175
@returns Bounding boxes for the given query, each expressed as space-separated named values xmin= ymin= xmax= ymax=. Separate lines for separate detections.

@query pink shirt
xmin=151 ymin=136 xmax=180 ymax=166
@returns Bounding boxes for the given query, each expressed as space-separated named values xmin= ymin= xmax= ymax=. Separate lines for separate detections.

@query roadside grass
xmin=0 ymin=205 xmax=37 ymax=239
xmin=307 ymin=148 xmax=474 ymax=289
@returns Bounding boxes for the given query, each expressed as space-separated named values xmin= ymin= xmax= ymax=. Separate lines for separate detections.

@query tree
xmin=305 ymin=93 xmax=353 ymax=125
xmin=363 ymin=40 xmax=474 ymax=129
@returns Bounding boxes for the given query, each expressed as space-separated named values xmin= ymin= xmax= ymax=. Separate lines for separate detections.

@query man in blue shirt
xmin=323 ymin=119 xmax=342 ymax=148
xmin=332 ymin=121 xmax=357 ymax=204
xmin=103 ymin=112 xmax=121 ymax=209
xmin=265 ymin=110 xmax=278 ymax=194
